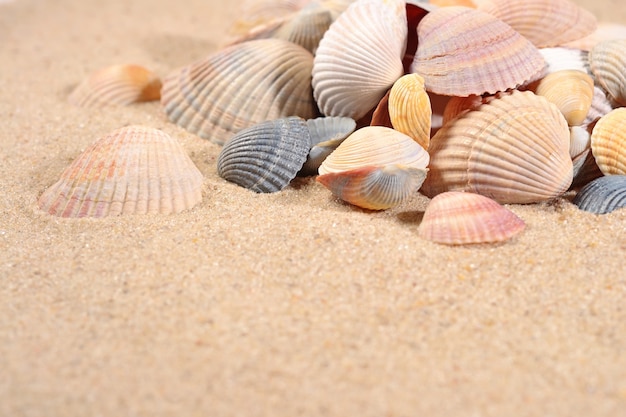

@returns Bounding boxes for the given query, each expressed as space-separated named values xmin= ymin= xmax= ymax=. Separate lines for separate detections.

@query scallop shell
xmin=68 ymin=64 xmax=162 ymax=108
xmin=317 ymin=164 xmax=428 ymax=210
xmin=533 ymin=70 xmax=594 ymax=126
xmin=589 ymin=39 xmax=626 ymax=107
xmin=161 ymin=39 xmax=318 ymax=146
xmin=410 ymin=6 xmax=546 ymax=96
xmin=312 ymin=0 xmax=407 ymax=119
xmin=388 ymin=73 xmax=432 ymax=150
xmin=299 ymin=116 xmax=356 ymax=176
xmin=421 ymin=90 xmax=573 ymax=204
xmin=38 ymin=126 xmax=203 ymax=218
xmin=573 ymin=175 xmax=626 ymax=214
xmin=418 ymin=191 xmax=526 ymax=245
xmin=217 ymin=117 xmax=311 ymax=192
xmin=318 ymin=126 xmax=430 ymax=175
xmin=590 ymin=107 xmax=626 ymax=176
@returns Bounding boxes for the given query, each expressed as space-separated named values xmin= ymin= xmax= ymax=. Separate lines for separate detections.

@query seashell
xmin=317 ymin=164 xmax=428 ymax=210
xmin=410 ymin=6 xmax=546 ymax=96
xmin=475 ymin=0 xmax=597 ymax=48
xmin=388 ymin=73 xmax=432 ymax=150
xmin=68 ymin=64 xmax=162 ymax=108
xmin=569 ymin=125 xmax=592 ymax=160
xmin=312 ymin=0 xmax=407 ymax=119
xmin=588 ymin=39 xmax=626 ymax=107
xmin=38 ymin=126 xmax=203 ymax=218
xmin=590 ymin=107 xmax=626 ymax=176
xmin=299 ymin=116 xmax=356 ymax=176
xmin=217 ymin=117 xmax=311 ymax=192
xmin=318 ymin=126 xmax=430 ymax=175
xmin=418 ymin=191 xmax=526 ymax=245
xmin=533 ymin=70 xmax=594 ymax=126
xmin=539 ymin=47 xmax=590 ymax=75
xmin=161 ymin=39 xmax=318 ymax=146
xmin=585 ymin=85 xmax=614 ymax=126
xmin=572 ymin=175 xmax=626 ymax=214
xmin=562 ymin=22 xmax=626 ymax=51
xmin=422 ymin=90 xmax=573 ymax=204
xmin=370 ymin=90 xmax=393 ymax=128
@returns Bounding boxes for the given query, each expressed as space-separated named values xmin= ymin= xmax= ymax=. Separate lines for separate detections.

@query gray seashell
xmin=573 ymin=175 xmax=626 ymax=214
xmin=298 ymin=116 xmax=356 ymax=176
xmin=217 ymin=117 xmax=311 ymax=193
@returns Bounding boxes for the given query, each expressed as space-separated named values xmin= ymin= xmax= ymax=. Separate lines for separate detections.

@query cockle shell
xmin=422 ymin=90 xmax=573 ymax=204
xmin=217 ymin=117 xmax=311 ymax=192
xmin=161 ymin=39 xmax=318 ymax=146
xmin=410 ymin=6 xmax=546 ymax=97
xmin=533 ymin=70 xmax=594 ymax=126
xmin=299 ymin=116 xmax=356 ymax=176
xmin=68 ymin=64 xmax=162 ymax=108
xmin=589 ymin=39 xmax=626 ymax=106
xmin=38 ymin=126 xmax=203 ymax=218
xmin=418 ymin=191 xmax=526 ymax=245
xmin=573 ymin=175 xmax=626 ymax=214
xmin=312 ymin=0 xmax=407 ymax=119
xmin=388 ymin=73 xmax=432 ymax=150
xmin=590 ymin=107 xmax=626 ymax=176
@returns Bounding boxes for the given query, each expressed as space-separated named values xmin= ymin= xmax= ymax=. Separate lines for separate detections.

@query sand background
xmin=1 ymin=0 xmax=625 ymax=416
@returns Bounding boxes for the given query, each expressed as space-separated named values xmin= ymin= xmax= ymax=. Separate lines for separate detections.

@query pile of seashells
xmin=40 ymin=0 xmax=626 ymax=245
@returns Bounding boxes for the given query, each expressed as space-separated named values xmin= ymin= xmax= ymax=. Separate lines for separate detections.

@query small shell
xmin=317 ymin=164 xmax=428 ymax=210
xmin=217 ymin=117 xmax=311 ymax=192
xmin=410 ymin=6 xmax=546 ymax=96
xmin=299 ymin=116 xmax=356 ymax=176
xmin=533 ymin=70 xmax=594 ymax=126
xmin=38 ymin=126 xmax=203 ymax=218
xmin=388 ymin=73 xmax=432 ymax=150
xmin=569 ymin=125 xmax=592 ymax=159
xmin=589 ymin=39 xmax=626 ymax=107
xmin=418 ymin=191 xmax=526 ymax=245
xmin=68 ymin=64 xmax=162 ymax=108
xmin=590 ymin=107 xmax=626 ymax=176
xmin=572 ymin=175 xmax=626 ymax=214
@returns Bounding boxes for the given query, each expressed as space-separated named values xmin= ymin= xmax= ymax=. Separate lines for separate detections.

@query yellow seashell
xmin=533 ymin=70 xmax=594 ymax=126
xmin=388 ymin=73 xmax=432 ymax=150
xmin=590 ymin=107 xmax=626 ymax=176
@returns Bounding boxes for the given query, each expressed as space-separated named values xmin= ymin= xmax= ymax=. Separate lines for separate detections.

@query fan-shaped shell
xmin=299 ymin=116 xmax=356 ymax=176
xmin=533 ymin=70 xmax=594 ymax=126
xmin=409 ymin=6 xmax=546 ymax=96
xmin=589 ymin=39 xmax=626 ymax=106
xmin=68 ymin=64 xmax=162 ymax=108
xmin=312 ymin=0 xmax=407 ymax=119
xmin=217 ymin=117 xmax=311 ymax=192
xmin=38 ymin=126 xmax=203 ymax=218
xmin=422 ymin=91 xmax=573 ymax=204
xmin=388 ymin=73 xmax=432 ymax=150
xmin=161 ymin=39 xmax=318 ymax=146
xmin=418 ymin=191 xmax=526 ymax=245
xmin=573 ymin=175 xmax=626 ymax=214
xmin=590 ymin=107 xmax=626 ymax=176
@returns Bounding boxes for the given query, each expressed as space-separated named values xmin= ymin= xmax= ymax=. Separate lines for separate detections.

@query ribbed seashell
xmin=589 ymin=39 xmax=626 ymax=107
xmin=312 ymin=0 xmax=407 ymax=119
xmin=562 ymin=22 xmax=626 ymax=51
xmin=161 ymin=39 xmax=317 ymax=146
xmin=475 ymin=0 xmax=597 ymax=48
xmin=539 ymin=47 xmax=590 ymax=75
xmin=422 ymin=90 xmax=573 ymax=204
xmin=217 ymin=117 xmax=311 ymax=192
xmin=317 ymin=164 xmax=428 ymax=210
xmin=569 ymin=125 xmax=592 ymax=159
xmin=533 ymin=70 xmax=594 ymax=126
xmin=573 ymin=175 xmax=626 ymax=214
xmin=68 ymin=64 xmax=162 ymax=108
xmin=38 ymin=126 xmax=203 ymax=218
xmin=318 ymin=126 xmax=430 ymax=175
xmin=418 ymin=191 xmax=526 ymax=245
xmin=299 ymin=116 xmax=356 ymax=176
xmin=410 ymin=6 xmax=546 ymax=96
xmin=388 ymin=73 xmax=431 ymax=150
xmin=590 ymin=107 xmax=626 ymax=176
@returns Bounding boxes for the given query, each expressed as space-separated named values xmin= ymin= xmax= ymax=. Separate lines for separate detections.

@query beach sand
xmin=1 ymin=0 xmax=625 ymax=415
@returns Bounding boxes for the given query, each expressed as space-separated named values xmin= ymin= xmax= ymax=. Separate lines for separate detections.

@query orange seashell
xmin=590 ymin=107 xmax=626 ymax=176
xmin=589 ymin=39 xmax=626 ymax=107
xmin=418 ymin=191 xmax=526 ymax=245
xmin=388 ymin=73 xmax=432 ymax=150
xmin=533 ymin=70 xmax=594 ymax=126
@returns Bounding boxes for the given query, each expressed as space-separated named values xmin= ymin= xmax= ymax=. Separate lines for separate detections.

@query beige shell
xmin=318 ymin=126 xmax=430 ymax=175
xmin=533 ymin=70 xmax=594 ymax=126
xmin=388 ymin=73 xmax=432 ymax=150
xmin=68 ymin=64 xmax=162 ymax=108
xmin=421 ymin=90 xmax=573 ymax=204
xmin=418 ymin=191 xmax=526 ymax=245
xmin=410 ymin=6 xmax=546 ymax=96
xmin=161 ymin=39 xmax=318 ymax=146
xmin=590 ymin=107 xmax=626 ymax=175
xmin=589 ymin=39 xmax=626 ymax=106
xmin=312 ymin=0 xmax=407 ymax=119
xmin=38 ymin=126 xmax=203 ymax=218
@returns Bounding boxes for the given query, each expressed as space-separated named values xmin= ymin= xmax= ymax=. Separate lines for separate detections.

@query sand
xmin=1 ymin=0 xmax=625 ymax=416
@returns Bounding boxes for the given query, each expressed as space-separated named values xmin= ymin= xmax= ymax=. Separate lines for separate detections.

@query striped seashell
xmin=299 ymin=116 xmax=356 ymax=176
xmin=569 ymin=125 xmax=592 ymax=160
xmin=317 ymin=164 xmax=428 ymax=210
xmin=217 ymin=117 xmax=311 ymax=192
xmin=312 ymin=0 xmax=407 ymax=119
xmin=422 ymin=90 xmax=573 ymax=204
xmin=533 ymin=70 xmax=594 ymax=126
xmin=418 ymin=191 xmax=526 ymax=245
xmin=590 ymin=107 xmax=626 ymax=176
xmin=161 ymin=39 xmax=318 ymax=146
xmin=38 ymin=126 xmax=203 ymax=218
xmin=410 ymin=6 xmax=546 ymax=96
xmin=68 ymin=64 xmax=162 ymax=108
xmin=539 ymin=47 xmax=590 ymax=75
xmin=388 ymin=73 xmax=432 ymax=150
xmin=588 ymin=39 xmax=626 ymax=107
xmin=573 ymin=175 xmax=626 ymax=214
xmin=562 ymin=22 xmax=626 ymax=51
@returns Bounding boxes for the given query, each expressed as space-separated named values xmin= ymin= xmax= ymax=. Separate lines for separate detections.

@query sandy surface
xmin=1 ymin=0 xmax=625 ymax=416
